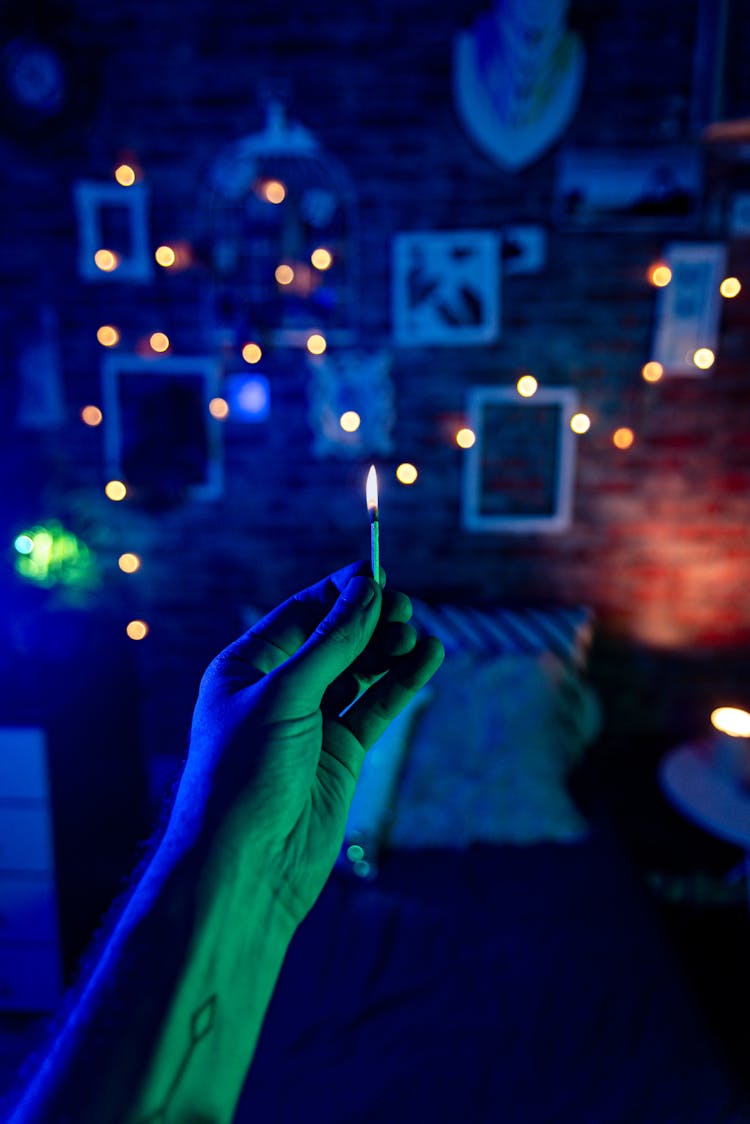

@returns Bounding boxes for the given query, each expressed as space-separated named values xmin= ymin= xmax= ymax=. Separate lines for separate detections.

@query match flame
xmin=711 ymin=706 xmax=750 ymax=738
xmin=366 ymin=464 xmax=378 ymax=516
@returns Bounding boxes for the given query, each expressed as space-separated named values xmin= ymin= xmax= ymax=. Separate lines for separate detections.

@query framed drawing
xmin=392 ymin=230 xmax=501 ymax=345
xmin=74 ymin=180 xmax=152 ymax=282
xmin=101 ymin=355 xmax=224 ymax=505
xmin=651 ymin=242 xmax=727 ymax=375
xmin=462 ymin=386 xmax=579 ymax=533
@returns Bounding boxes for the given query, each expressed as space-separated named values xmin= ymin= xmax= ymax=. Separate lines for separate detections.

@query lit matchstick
xmin=366 ymin=464 xmax=379 ymax=582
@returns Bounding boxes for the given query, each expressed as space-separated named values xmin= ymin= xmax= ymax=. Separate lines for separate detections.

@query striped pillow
xmin=411 ymin=601 xmax=594 ymax=668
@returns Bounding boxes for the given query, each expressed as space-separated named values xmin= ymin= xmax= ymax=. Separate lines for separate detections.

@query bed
xmin=234 ymin=603 xmax=741 ymax=1123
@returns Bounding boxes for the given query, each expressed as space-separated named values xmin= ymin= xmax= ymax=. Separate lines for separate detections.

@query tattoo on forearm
xmin=137 ymin=994 xmax=217 ymax=1123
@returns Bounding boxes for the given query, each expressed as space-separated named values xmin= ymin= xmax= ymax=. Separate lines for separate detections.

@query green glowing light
xmin=13 ymin=522 xmax=96 ymax=589
xmin=346 ymin=844 xmax=365 ymax=862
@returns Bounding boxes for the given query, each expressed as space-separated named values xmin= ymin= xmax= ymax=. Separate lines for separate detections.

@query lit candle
xmin=366 ymin=464 xmax=379 ymax=582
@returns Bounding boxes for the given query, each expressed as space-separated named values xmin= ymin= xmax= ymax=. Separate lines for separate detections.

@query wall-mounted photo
xmin=74 ymin=181 xmax=153 ymax=282
xmin=101 ymin=355 xmax=223 ymax=508
xmin=462 ymin=386 xmax=579 ymax=533
xmin=392 ymin=230 xmax=501 ymax=346
xmin=555 ymin=147 xmax=703 ymax=229
xmin=651 ymin=241 xmax=727 ymax=375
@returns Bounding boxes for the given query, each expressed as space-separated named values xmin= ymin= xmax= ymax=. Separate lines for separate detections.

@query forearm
xmin=9 ymin=825 xmax=297 ymax=1124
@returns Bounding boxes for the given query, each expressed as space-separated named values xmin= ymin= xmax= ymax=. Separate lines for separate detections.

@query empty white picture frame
xmin=392 ymin=230 xmax=501 ymax=345
xmin=651 ymin=242 xmax=727 ymax=375
xmin=74 ymin=180 xmax=153 ymax=282
xmin=462 ymin=386 xmax=579 ymax=533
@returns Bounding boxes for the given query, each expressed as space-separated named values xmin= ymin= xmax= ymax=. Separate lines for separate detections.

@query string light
xmin=311 ymin=247 xmax=333 ymax=270
xmin=339 ymin=411 xmax=360 ymax=432
xmin=155 ymin=245 xmax=176 ymax=268
xmin=516 ymin=374 xmax=538 ymax=398
xmin=126 ymin=620 xmax=149 ymax=640
xmin=456 ymin=428 xmax=475 ymax=448
xmin=114 ymin=164 xmax=137 ymax=186
xmin=208 ymin=397 xmax=229 ymax=419
xmin=396 ymin=463 xmax=418 ymax=484
xmin=613 ymin=427 xmax=635 ymax=449
xmin=570 ymin=413 xmax=591 ymax=434
xmin=642 ymin=361 xmax=663 ymax=383
xmin=97 ymin=324 xmax=120 ymax=347
xmin=94 ymin=249 xmax=119 ymax=272
xmin=118 ymin=553 xmax=141 ymax=573
xmin=81 ymin=405 xmax=103 ymax=426
xmin=693 ymin=347 xmax=715 ymax=370
xmin=306 ymin=333 xmax=327 ymax=355
xmin=263 ymin=180 xmax=286 ymax=204
xmin=648 ymin=263 xmax=672 ymax=287
xmin=720 ymin=277 xmax=741 ymax=299
xmin=105 ymin=480 xmax=127 ymax=501
xmin=149 ymin=332 xmax=170 ymax=353
xmin=242 ymin=342 xmax=262 ymax=364
xmin=275 ymin=264 xmax=294 ymax=285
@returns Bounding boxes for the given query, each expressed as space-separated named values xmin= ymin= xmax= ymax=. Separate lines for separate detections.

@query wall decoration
xmin=392 ymin=231 xmax=500 ymax=346
xmin=101 ymin=355 xmax=223 ymax=507
xmin=651 ymin=242 xmax=727 ymax=375
xmin=728 ymin=193 xmax=750 ymax=236
xmin=453 ymin=0 xmax=585 ymax=172
xmin=503 ymin=225 xmax=547 ymax=275
xmin=74 ymin=180 xmax=152 ymax=282
xmin=206 ymin=102 xmax=359 ymax=347
xmin=15 ymin=304 xmax=66 ymax=429
xmin=556 ymin=148 xmax=703 ymax=229
xmin=307 ymin=350 xmax=394 ymax=458
xmin=462 ymin=386 xmax=579 ymax=533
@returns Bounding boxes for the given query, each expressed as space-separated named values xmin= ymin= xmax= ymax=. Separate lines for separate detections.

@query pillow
xmin=388 ymin=650 xmax=599 ymax=849
xmin=336 ymin=689 xmax=434 ymax=879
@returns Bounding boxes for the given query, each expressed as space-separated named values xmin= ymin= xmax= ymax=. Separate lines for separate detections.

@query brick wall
xmin=2 ymin=0 xmax=749 ymax=764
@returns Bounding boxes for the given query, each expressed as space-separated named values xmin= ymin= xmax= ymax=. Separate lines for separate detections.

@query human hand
xmin=173 ymin=561 xmax=444 ymax=926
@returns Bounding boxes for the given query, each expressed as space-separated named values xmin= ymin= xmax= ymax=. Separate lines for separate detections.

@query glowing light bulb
xmin=648 ymin=263 xmax=672 ymax=287
xmin=97 ymin=324 xmax=120 ymax=347
xmin=81 ymin=405 xmax=103 ymax=427
xmin=94 ymin=249 xmax=119 ymax=272
xmin=114 ymin=164 xmax=136 ymax=186
xmin=105 ymin=480 xmax=127 ymax=501
xmin=693 ymin=347 xmax=715 ymax=370
xmin=311 ymin=247 xmax=333 ymax=270
xmin=118 ymin=552 xmax=141 ymax=573
xmin=339 ymin=411 xmax=361 ymax=432
xmin=275 ymin=264 xmax=294 ymax=285
xmin=642 ymin=361 xmax=663 ymax=383
xmin=242 ymin=342 xmax=262 ymax=364
xmin=396 ymin=463 xmax=418 ymax=485
xmin=613 ymin=427 xmax=635 ymax=449
xmin=155 ymin=245 xmax=176 ymax=268
xmin=306 ymin=333 xmax=327 ymax=355
xmin=516 ymin=374 xmax=538 ymax=398
xmin=720 ymin=277 xmax=741 ymax=299
xmin=14 ymin=534 xmax=34 ymax=555
xmin=570 ymin=413 xmax=591 ymax=434
xmin=126 ymin=619 xmax=149 ymax=640
xmin=456 ymin=428 xmax=476 ymax=448
xmin=149 ymin=332 xmax=170 ymax=353
xmin=711 ymin=706 xmax=750 ymax=738
xmin=209 ymin=397 xmax=229 ymax=419
xmin=263 ymin=180 xmax=286 ymax=204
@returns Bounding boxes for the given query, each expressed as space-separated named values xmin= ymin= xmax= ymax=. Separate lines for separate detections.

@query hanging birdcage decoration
xmin=207 ymin=102 xmax=359 ymax=348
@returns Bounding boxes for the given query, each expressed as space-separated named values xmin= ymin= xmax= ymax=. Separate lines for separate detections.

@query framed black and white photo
xmin=102 ymin=355 xmax=223 ymax=505
xmin=74 ymin=180 xmax=152 ymax=282
xmin=462 ymin=386 xmax=579 ymax=533
xmin=651 ymin=242 xmax=727 ymax=375
xmin=392 ymin=230 xmax=500 ymax=345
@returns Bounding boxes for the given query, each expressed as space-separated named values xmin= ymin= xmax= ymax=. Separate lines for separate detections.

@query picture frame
xmin=101 ymin=355 xmax=224 ymax=503
xmin=392 ymin=230 xmax=501 ymax=346
xmin=651 ymin=241 xmax=727 ymax=375
xmin=74 ymin=180 xmax=153 ymax=282
xmin=462 ymin=386 xmax=579 ymax=533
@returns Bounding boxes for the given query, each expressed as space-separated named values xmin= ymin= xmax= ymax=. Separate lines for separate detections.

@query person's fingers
xmin=321 ymin=621 xmax=419 ymax=716
xmin=336 ymin=635 xmax=445 ymax=750
xmin=268 ymin=575 xmax=383 ymax=713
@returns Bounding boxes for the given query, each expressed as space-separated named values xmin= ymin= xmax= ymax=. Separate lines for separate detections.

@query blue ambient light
xmin=224 ymin=374 xmax=270 ymax=422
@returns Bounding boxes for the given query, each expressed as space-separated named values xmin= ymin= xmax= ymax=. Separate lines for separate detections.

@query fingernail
xmin=343 ymin=576 xmax=377 ymax=607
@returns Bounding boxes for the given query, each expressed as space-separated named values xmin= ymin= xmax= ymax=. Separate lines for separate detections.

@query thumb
xmin=273 ymin=576 xmax=381 ymax=712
